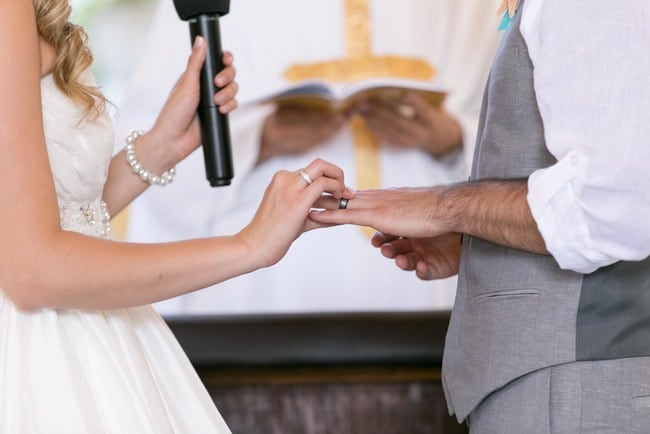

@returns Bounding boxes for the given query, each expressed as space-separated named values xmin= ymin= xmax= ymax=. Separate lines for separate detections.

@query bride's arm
xmin=102 ymin=41 xmax=238 ymax=217
xmin=5 ymin=158 xmax=349 ymax=312
xmin=0 ymin=3 xmax=351 ymax=311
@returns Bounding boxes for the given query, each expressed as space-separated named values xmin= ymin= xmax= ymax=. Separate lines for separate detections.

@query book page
xmin=250 ymin=80 xmax=338 ymax=110
xmin=338 ymin=78 xmax=447 ymax=111
xmin=248 ymin=78 xmax=447 ymax=112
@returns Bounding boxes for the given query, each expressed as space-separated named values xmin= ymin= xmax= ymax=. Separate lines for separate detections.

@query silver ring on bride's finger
xmin=298 ymin=169 xmax=313 ymax=185
xmin=338 ymin=198 xmax=350 ymax=209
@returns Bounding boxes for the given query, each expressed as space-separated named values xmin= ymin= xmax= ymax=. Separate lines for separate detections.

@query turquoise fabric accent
xmin=498 ymin=11 xmax=513 ymax=31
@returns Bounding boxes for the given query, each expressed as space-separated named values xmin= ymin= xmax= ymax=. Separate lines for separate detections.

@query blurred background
xmin=71 ymin=0 xmax=156 ymax=239
xmin=67 ymin=2 xmax=470 ymax=432
xmin=70 ymin=0 xmax=156 ymax=114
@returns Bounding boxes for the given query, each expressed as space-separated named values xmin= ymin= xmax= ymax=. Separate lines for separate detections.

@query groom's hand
xmin=371 ymin=232 xmax=462 ymax=281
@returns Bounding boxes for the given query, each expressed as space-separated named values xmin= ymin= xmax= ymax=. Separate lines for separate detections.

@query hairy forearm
xmin=436 ymin=179 xmax=548 ymax=254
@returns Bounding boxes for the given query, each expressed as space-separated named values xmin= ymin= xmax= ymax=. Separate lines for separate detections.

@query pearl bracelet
xmin=124 ymin=130 xmax=176 ymax=186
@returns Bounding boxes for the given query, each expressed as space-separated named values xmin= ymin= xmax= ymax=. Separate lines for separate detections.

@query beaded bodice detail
xmin=41 ymin=73 xmax=114 ymax=239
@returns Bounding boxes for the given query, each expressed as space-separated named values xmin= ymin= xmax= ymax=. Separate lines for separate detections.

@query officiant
xmin=117 ymin=0 xmax=503 ymax=315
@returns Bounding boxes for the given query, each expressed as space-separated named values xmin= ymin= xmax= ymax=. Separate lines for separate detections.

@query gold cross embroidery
xmin=285 ymin=0 xmax=435 ymax=82
xmin=284 ymin=0 xmax=436 ymax=237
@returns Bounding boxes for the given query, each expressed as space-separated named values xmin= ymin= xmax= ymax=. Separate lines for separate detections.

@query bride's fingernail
xmin=193 ymin=36 xmax=205 ymax=49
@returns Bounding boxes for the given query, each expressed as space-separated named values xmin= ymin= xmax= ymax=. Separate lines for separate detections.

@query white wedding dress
xmin=0 ymin=74 xmax=231 ymax=433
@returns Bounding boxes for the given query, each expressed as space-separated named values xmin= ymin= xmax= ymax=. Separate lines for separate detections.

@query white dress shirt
xmin=522 ymin=0 xmax=650 ymax=273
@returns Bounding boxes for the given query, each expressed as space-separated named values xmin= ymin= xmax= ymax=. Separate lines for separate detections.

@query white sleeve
xmin=442 ymin=0 xmax=503 ymax=173
xmin=521 ymin=0 xmax=650 ymax=273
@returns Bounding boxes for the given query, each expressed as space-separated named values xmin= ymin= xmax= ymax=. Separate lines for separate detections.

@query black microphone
xmin=173 ymin=0 xmax=233 ymax=187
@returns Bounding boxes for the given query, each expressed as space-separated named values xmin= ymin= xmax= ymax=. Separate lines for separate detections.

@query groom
xmin=311 ymin=0 xmax=650 ymax=431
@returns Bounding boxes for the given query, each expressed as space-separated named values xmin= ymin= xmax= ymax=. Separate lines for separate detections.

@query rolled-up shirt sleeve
xmin=521 ymin=0 xmax=650 ymax=273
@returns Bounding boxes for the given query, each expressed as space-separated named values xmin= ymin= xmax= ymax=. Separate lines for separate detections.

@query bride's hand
xmin=146 ymin=36 xmax=238 ymax=167
xmin=237 ymin=159 xmax=355 ymax=269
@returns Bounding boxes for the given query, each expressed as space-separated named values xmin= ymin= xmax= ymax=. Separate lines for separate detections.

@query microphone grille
xmin=172 ymin=0 xmax=230 ymax=20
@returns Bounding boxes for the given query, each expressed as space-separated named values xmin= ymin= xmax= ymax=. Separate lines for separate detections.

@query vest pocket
xmin=632 ymin=395 xmax=650 ymax=410
xmin=472 ymin=289 xmax=540 ymax=302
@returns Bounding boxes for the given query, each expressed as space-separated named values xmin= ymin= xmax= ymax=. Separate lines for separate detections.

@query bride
xmin=0 ymin=1 xmax=353 ymax=432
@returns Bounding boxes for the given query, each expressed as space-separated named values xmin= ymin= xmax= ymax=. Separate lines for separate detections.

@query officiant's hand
xmin=258 ymin=106 xmax=346 ymax=163
xmin=356 ymin=91 xmax=463 ymax=160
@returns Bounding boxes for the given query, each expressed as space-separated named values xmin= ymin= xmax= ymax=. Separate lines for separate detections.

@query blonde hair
xmin=33 ymin=0 xmax=106 ymax=118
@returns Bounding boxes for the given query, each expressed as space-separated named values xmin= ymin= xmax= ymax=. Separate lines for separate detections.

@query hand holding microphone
xmin=173 ymin=0 xmax=234 ymax=187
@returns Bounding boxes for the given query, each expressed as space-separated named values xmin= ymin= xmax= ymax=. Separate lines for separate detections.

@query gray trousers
xmin=467 ymin=357 xmax=650 ymax=434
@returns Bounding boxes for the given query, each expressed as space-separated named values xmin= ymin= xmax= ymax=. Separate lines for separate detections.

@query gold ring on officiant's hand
xmin=396 ymin=103 xmax=416 ymax=119
xmin=298 ymin=169 xmax=313 ymax=185
xmin=338 ymin=198 xmax=350 ymax=210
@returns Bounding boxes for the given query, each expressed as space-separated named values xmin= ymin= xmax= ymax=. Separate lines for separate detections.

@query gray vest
xmin=442 ymin=1 xmax=650 ymax=421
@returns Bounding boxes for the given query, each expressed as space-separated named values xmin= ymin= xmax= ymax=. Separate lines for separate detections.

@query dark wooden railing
xmin=166 ymin=311 xmax=467 ymax=434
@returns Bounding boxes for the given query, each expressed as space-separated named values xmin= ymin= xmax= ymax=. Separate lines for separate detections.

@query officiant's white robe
xmin=117 ymin=0 xmax=503 ymax=314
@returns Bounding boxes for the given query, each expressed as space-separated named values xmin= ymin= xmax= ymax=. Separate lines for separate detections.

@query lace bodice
xmin=41 ymin=73 xmax=114 ymax=238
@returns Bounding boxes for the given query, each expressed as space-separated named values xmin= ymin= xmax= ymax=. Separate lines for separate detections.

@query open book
xmin=251 ymin=78 xmax=447 ymax=112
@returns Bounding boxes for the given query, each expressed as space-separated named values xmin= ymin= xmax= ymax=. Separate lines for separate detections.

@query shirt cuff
xmin=527 ymin=150 xmax=614 ymax=274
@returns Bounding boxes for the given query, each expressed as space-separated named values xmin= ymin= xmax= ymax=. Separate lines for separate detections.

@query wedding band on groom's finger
xmin=338 ymin=198 xmax=350 ymax=210
xmin=297 ymin=169 xmax=313 ymax=186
